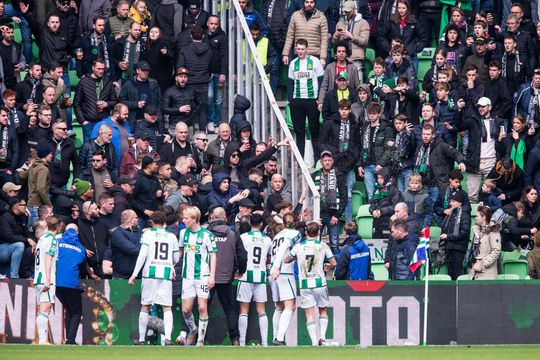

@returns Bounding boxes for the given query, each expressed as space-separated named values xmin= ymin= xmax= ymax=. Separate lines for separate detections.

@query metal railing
xmin=207 ymin=0 xmax=321 ymax=219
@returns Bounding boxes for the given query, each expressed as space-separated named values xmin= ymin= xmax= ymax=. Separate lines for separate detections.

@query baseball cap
xmin=343 ymin=1 xmax=356 ymax=12
xmin=144 ymin=104 xmax=158 ymax=116
xmin=475 ymin=37 xmax=486 ymax=45
xmin=137 ymin=61 xmax=151 ymax=71
xmin=476 ymin=97 xmax=491 ymax=107
xmin=337 ymin=71 xmax=349 ymax=80
xmin=179 ymin=174 xmax=197 ymax=187
xmin=2 ymin=182 xmax=21 ymax=193
xmin=177 ymin=67 xmax=189 ymax=76
xmin=320 ymin=150 xmax=333 ymax=159
xmin=118 ymin=176 xmax=136 ymax=186
xmin=136 ymin=131 xmax=151 ymax=140
xmin=238 ymin=198 xmax=256 ymax=208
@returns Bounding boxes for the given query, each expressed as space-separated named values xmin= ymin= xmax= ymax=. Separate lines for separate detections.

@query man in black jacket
xmin=0 ymin=106 xmax=19 ymax=186
xmin=15 ymin=63 xmax=44 ymax=112
xmin=321 ymin=71 xmax=356 ymax=121
xmin=150 ymin=0 xmax=183 ymax=44
xmin=176 ymin=25 xmax=212 ymax=132
xmin=73 ymin=58 xmax=117 ymax=142
xmin=484 ymin=60 xmax=512 ymax=119
xmin=205 ymin=15 xmax=228 ymax=132
xmin=129 ymin=155 xmax=162 ymax=228
xmin=78 ymin=200 xmax=110 ymax=277
xmin=206 ymin=206 xmax=247 ymax=346
xmin=110 ymin=209 xmax=141 ymax=279
xmin=162 ymin=67 xmax=196 ymax=128
xmin=0 ymin=24 xmax=26 ymax=90
xmin=159 ymin=121 xmax=201 ymax=172
xmin=79 ymin=124 xmax=118 ymax=180
xmin=78 ymin=16 xmax=115 ymax=79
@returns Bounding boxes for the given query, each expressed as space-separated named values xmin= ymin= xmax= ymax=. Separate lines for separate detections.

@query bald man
xmin=205 ymin=123 xmax=232 ymax=169
xmin=110 ymin=209 xmax=142 ymax=279
xmin=159 ymin=122 xmax=201 ymax=172
xmin=268 ymin=174 xmax=292 ymax=203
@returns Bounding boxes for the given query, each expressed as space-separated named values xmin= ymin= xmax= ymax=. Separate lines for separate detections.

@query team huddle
xmin=125 ymin=208 xmax=335 ymax=346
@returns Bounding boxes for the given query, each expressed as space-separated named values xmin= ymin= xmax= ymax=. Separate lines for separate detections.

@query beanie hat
xmin=37 ymin=144 xmax=52 ymax=159
xmin=449 ymin=189 xmax=467 ymax=205
xmin=73 ymin=178 xmax=91 ymax=196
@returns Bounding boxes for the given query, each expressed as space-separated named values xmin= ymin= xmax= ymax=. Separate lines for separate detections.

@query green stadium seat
xmin=456 ymin=274 xmax=470 ymax=281
xmin=351 ymin=190 xmax=364 ymax=218
xmin=501 ymin=250 xmax=522 ymax=262
xmin=357 ymin=217 xmax=373 ymax=239
xmin=357 ymin=204 xmax=370 ymax=218
xmin=72 ymin=125 xmax=84 ymax=149
xmin=14 ymin=27 xmax=22 ymax=44
xmin=497 ymin=274 xmax=520 ymax=280
xmin=417 ymin=60 xmax=432 ymax=85
xmin=429 ymin=274 xmax=452 ymax=281
xmin=371 ymin=263 xmax=388 ymax=280
xmin=433 ymin=263 xmax=448 ymax=275
xmin=417 ymin=48 xmax=435 ymax=60
xmin=471 ymin=203 xmax=478 ymax=217
xmin=69 ymin=70 xmax=79 ymax=88
xmin=364 ymin=48 xmax=376 ymax=77
xmin=285 ymin=103 xmax=293 ymax=129
xmin=503 ymin=259 xmax=528 ymax=279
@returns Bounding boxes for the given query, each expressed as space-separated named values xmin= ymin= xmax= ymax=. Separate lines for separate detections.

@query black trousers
xmin=289 ymin=98 xmax=320 ymax=162
xmin=208 ymin=283 xmax=239 ymax=340
xmin=447 ymin=250 xmax=465 ymax=280
xmin=56 ymin=286 xmax=83 ymax=344
xmin=188 ymin=83 xmax=209 ymax=130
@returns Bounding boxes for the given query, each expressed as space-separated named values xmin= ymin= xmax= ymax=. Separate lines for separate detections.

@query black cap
xmin=449 ymin=190 xmax=467 ymax=204
xmin=136 ymin=131 xmax=151 ymax=140
xmin=238 ymin=198 xmax=256 ymax=208
xmin=144 ymin=104 xmax=158 ymax=116
xmin=179 ymin=173 xmax=197 ymax=187
xmin=137 ymin=61 xmax=151 ymax=71
xmin=118 ymin=176 xmax=136 ymax=185
xmin=141 ymin=155 xmax=159 ymax=169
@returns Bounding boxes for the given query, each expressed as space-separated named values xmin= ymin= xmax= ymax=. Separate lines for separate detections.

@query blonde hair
xmin=183 ymin=206 xmax=201 ymax=223
xmin=407 ymin=173 xmax=423 ymax=190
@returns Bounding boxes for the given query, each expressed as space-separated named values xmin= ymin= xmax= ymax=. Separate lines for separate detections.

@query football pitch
xmin=1 ymin=345 xmax=540 ymax=360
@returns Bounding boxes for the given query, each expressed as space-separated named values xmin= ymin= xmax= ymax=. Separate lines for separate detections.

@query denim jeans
xmin=363 ymin=165 xmax=377 ymax=200
xmin=0 ymin=242 xmax=25 ymax=278
xmin=398 ymin=169 xmax=413 ymax=194
xmin=5 ymin=4 xmax=32 ymax=62
xmin=82 ymin=122 xmax=96 ymax=143
xmin=321 ymin=214 xmax=340 ymax=255
xmin=27 ymin=206 xmax=39 ymax=230
xmin=344 ymin=169 xmax=355 ymax=221
xmin=207 ymin=74 xmax=224 ymax=126
xmin=61 ymin=70 xmax=73 ymax=128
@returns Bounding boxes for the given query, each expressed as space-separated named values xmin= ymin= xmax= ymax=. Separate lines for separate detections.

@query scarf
xmin=510 ymin=138 xmax=527 ymax=170
xmin=1 ymin=125 xmax=7 ymax=149
xmin=372 ymin=181 xmax=391 ymax=201
xmin=362 ymin=122 xmax=379 ymax=159
xmin=339 ymin=119 xmax=350 ymax=152
xmin=29 ymin=77 xmax=41 ymax=102
xmin=90 ymin=32 xmax=110 ymax=71
xmin=415 ymin=143 xmax=431 ymax=175
xmin=122 ymin=38 xmax=141 ymax=78
xmin=443 ymin=207 xmax=463 ymax=238
xmin=320 ymin=168 xmax=338 ymax=210
xmin=9 ymin=109 xmax=19 ymax=127
xmin=502 ymin=50 xmax=521 ymax=78
xmin=526 ymin=85 xmax=540 ymax=128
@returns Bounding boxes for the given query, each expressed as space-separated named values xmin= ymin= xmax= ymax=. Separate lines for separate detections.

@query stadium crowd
xmin=2 ymin=0 xmax=540 ymax=347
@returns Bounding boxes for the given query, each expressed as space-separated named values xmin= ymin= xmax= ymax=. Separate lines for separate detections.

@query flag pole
xmin=422 ymin=253 xmax=429 ymax=346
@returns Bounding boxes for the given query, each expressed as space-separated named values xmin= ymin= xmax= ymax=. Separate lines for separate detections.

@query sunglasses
xmin=56 ymin=127 xmax=68 ymax=131
xmin=197 ymin=138 xmax=208 ymax=142
xmin=231 ymin=153 xmax=240 ymax=158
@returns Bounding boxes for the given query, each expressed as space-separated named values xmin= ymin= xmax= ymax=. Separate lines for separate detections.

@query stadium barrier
xmin=2 ymin=279 xmax=540 ymax=346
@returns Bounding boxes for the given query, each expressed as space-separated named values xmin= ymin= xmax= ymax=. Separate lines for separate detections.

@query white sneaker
xmin=206 ymin=123 xmax=215 ymax=133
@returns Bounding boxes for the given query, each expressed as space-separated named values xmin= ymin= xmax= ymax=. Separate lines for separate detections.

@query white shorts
xmin=270 ymin=275 xmax=297 ymax=302
xmin=182 ymin=278 xmax=210 ymax=299
xmin=236 ymin=281 xmax=267 ymax=303
xmin=35 ymin=285 xmax=55 ymax=304
xmin=299 ymin=287 xmax=329 ymax=309
xmin=141 ymin=278 xmax=172 ymax=306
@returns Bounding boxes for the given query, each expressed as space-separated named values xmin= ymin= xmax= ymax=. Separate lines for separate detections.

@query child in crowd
xmin=368 ymin=57 xmax=387 ymax=103
xmin=433 ymin=82 xmax=458 ymax=148
xmin=389 ymin=114 xmax=415 ymax=193
xmin=403 ymin=173 xmax=434 ymax=229
xmin=369 ymin=168 xmax=403 ymax=238
xmin=435 ymin=169 xmax=471 ymax=226
xmin=478 ymin=179 xmax=502 ymax=212
xmin=130 ymin=0 xmax=152 ymax=36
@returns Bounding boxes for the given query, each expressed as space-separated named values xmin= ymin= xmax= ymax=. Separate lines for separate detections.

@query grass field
xmin=1 ymin=345 xmax=540 ymax=360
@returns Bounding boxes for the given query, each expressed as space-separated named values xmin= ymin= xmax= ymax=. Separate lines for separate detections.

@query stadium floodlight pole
xmin=422 ymin=256 xmax=429 ymax=346
xmin=231 ymin=0 xmax=321 ymax=219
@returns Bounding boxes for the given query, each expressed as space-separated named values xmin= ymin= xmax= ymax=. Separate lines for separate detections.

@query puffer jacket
xmin=73 ymin=75 xmax=117 ymax=125
xmin=318 ymin=61 xmax=360 ymax=104
xmin=513 ymin=82 xmax=540 ymax=122
xmin=150 ymin=0 xmax=183 ymax=43
xmin=161 ymin=83 xmax=196 ymax=127
xmin=379 ymin=17 xmax=427 ymax=58
xmin=176 ymin=41 xmax=212 ymax=85
xmin=118 ymin=77 xmax=162 ymax=126
xmin=318 ymin=114 xmax=360 ymax=173
xmin=413 ymin=137 xmax=464 ymax=188
xmin=332 ymin=13 xmax=370 ymax=61
xmin=391 ymin=233 xmax=418 ymax=280
xmin=469 ymin=222 xmax=501 ymax=280
xmin=282 ymin=9 xmax=329 ymax=61
xmin=261 ymin=0 xmax=289 ymax=51
xmin=403 ymin=188 xmax=433 ymax=229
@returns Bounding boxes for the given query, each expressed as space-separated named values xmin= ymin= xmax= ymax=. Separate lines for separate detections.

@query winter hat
xmin=141 ymin=155 xmax=158 ymax=169
xmin=449 ymin=190 xmax=467 ymax=205
xmin=37 ymin=144 xmax=52 ymax=159
xmin=73 ymin=178 xmax=91 ymax=196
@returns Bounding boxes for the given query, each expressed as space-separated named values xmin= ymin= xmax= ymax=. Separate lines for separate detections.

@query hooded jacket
xmin=150 ymin=0 xmax=183 ymax=42
xmin=111 ymin=226 xmax=142 ymax=279
xmin=391 ymin=232 xmax=418 ymax=280
xmin=229 ymin=95 xmax=251 ymax=140
xmin=205 ymin=27 xmax=228 ymax=75
xmin=369 ymin=168 xmax=403 ymax=230
xmin=56 ymin=228 xmax=86 ymax=289
xmin=351 ymin=84 xmax=371 ymax=125
xmin=435 ymin=27 xmax=468 ymax=75
xmin=207 ymin=219 xmax=247 ymax=283
xmin=486 ymin=160 xmax=525 ymax=204
xmin=207 ymin=172 xmax=240 ymax=213
xmin=27 ymin=159 xmax=52 ymax=207
xmin=130 ymin=169 xmax=162 ymax=218
xmin=380 ymin=17 xmax=427 ymax=61
xmin=500 ymin=203 xmax=531 ymax=249
xmin=319 ymin=114 xmax=360 ymax=173
xmin=162 ymin=82 xmax=196 ymax=127
xmin=414 ymin=136 xmax=464 ymax=188
xmin=335 ymin=234 xmax=371 ymax=280
xmin=333 ymin=13 xmax=370 ymax=62
xmin=176 ymin=41 xmax=212 ymax=85
xmin=384 ymin=56 xmax=418 ymax=93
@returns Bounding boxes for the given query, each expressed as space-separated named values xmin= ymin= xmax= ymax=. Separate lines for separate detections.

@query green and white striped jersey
xmin=179 ymin=227 xmax=217 ymax=280
xmin=288 ymin=55 xmax=324 ymax=99
xmin=271 ymin=228 xmax=302 ymax=275
xmin=140 ymin=227 xmax=179 ymax=280
xmin=34 ymin=232 xmax=58 ymax=286
xmin=239 ymin=230 xmax=272 ymax=283
xmin=289 ymin=238 xmax=334 ymax=289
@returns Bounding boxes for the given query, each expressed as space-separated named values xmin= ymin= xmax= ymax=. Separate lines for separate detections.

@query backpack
xmin=430 ymin=234 xmax=447 ymax=269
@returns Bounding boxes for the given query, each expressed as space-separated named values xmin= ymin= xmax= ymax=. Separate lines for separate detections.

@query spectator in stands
xmin=40 ymin=86 xmax=61 ymax=122
xmin=24 ymin=144 xmax=53 ymax=226
xmin=351 ymin=84 xmax=372 ymax=126
xmin=79 ymin=124 xmax=118 ymax=180
xmin=207 ymin=172 xmax=243 ymax=213
xmin=389 ymin=218 xmax=418 ymax=280
xmin=129 ymin=0 xmax=152 ymax=36
xmin=249 ymin=21 xmax=279 ymax=95
xmin=434 ymin=169 xmax=471 ymax=226
xmin=504 ymin=114 xmax=535 ymax=170
xmin=162 ymin=67 xmax=196 ymax=129
xmin=468 ymin=205 xmax=501 ymax=280
xmin=388 ymin=114 xmax=415 ymax=193
xmin=150 ymin=0 xmax=183 ymax=44
xmin=118 ymin=60 xmax=162 ymax=128
xmin=500 ymin=201 xmax=532 ymax=251
xmin=205 ymin=16 xmax=228 ymax=131
xmin=520 ymin=186 xmax=540 ymax=228
xmin=15 ymin=62 xmax=44 ymax=112
xmin=379 ymin=0 xmax=426 ymax=66
xmin=441 ymin=189 xmax=471 ymax=280
xmin=142 ymin=26 xmax=174 ymax=93
xmin=78 ymin=200 xmax=110 ymax=277
xmin=97 ymin=191 xmax=119 ymax=229
xmin=0 ymin=197 xmax=33 ymax=278
xmin=319 ymin=99 xmax=360 ymax=221
xmin=525 ymin=136 xmax=540 ymax=192
xmin=461 ymin=38 xmax=489 ymax=82
xmin=238 ymin=0 xmax=267 ymax=34
xmin=171 ymin=155 xmax=192 ymax=184
xmin=436 ymin=23 xmax=467 ymax=76
xmin=457 ymin=65 xmax=486 ymax=121
xmin=478 ymin=179 xmax=503 ymax=212
xmin=282 ymin=0 xmax=329 ymax=67
xmin=165 ymin=173 xmax=197 ymax=210
xmin=157 ymin=161 xmax=178 ymax=197
xmin=120 ymin=132 xmax=158 ymax=179
xmin=368 ymin=57 xmax=387 ymax=103
xmin=385 ymin=202 xmax=420 ymax=277
xmin=423 ymin=49 xmax=459 ymax=101
xmin=55 ymin=0 xmax=80 ymax=51
xmin=484 ymin=60 xmax=512 ymax=120
xmin=369 ymin=167 xmax=403 ymax=238
xmin=130 ymin=155 xmax=162 ymax=228
xmin=79 ymin=0 xmax=112 ymax=35
xmin=495 ymin=13 xmax=535 ymax=75
xmin=0 ymin=23 xmax=25 ymax=91
xmin=335 ymin=221 xmax=371 ymax=280
xmin=403 ymin=173 xmax=433 ymax=229
xmin=312 ymin=150 xmax=347 ymax=255
xmin=80 ymin=149 xmax=114 ymax=200
xmin=358 ymin=102 xmax=393 ymax=199
xmin=0 ymin=182 xmax=21 ymax=215
xmin=321 ymin=71 xmax=356 ymax=121
xmin=3 ymin=90 xmax=23 ymax=130
xmin=318 ymin=42 xmax=359 ymax=111
xmin=110 ymin=209 xmax=141 ymax=279
xmin=332 ymin=1 xmax=369 ymax=81
xmin=112 ymin=21 xmax=143 ymax=82
xmin=415 ymin=102 xmax=454 ymax=147
xmin=455 ymin=97 xmax=505 ymax=202
xmin=176 ymin=25 xmax=212 ymax=132
xmin=73 ymin=58 xmax=117 ymax=142
xmin=110 ymin=176 xmax=136 ymax=215
xmin=78 ymin=16 xmax=114 ymax=79
xmin=39 ymin=120 xmax=79 ymax=196
xmin=527 ymin=232 xmax=540 ymax=278
xmin=228 ymin=95 xmax=250 ymax=141
xmin=160 ymin=122 xmax=201 ymax=171
xmin=107 ymin=0 xmax=131 ymax=40
xmin=184 ymin=0 xmax=209 ymax=29
xmin=487 ymin=34 xmax=529 ymax=97
xmin=486 ymin=157 xmax=524 ymax=205
xmin=91 ymin=103 xmax=132 ymax=165
xmin=385 ymin=44 xmax=418 ymax=94
xmin=135 ymin=105 xmax=167 ymax=151
xmin=376 ymin=76 xmax=420 ymax=124
xmin=267 ymin=173 xmax=292 ymax=205
xmin=513 ymin=70 xmax=540 ymax=130
xmin=0 ymin=106 xmax=18 ymax=186
xmin=261 ymin=0 xmax=289 ymax=71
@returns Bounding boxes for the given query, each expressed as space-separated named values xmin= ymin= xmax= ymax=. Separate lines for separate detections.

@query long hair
xmin=394 ymin=0 xmax=413 ymax=24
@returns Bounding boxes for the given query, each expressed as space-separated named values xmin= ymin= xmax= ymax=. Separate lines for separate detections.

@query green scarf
xmin=510 ymin=139 xmax=527 ymax=170
xmin=372 ymin=182 xmax=391 ymax=201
